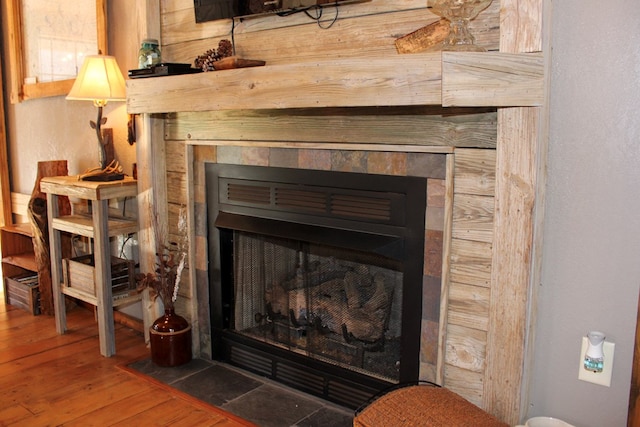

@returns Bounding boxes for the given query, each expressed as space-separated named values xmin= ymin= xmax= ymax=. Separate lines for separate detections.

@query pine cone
xmin=194 ymin=39 xmax=233 ymax=72
xmin=217 ymin=39 xmax=233 ymax=59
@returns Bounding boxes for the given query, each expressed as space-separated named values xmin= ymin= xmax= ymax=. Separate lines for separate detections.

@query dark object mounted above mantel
xmin=128 ymin=63 xmax=202 ymax=79
xmin=194 ymin=0 xmax=369 ymax=23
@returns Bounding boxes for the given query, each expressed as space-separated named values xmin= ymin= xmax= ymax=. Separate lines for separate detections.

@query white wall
xmin=2 ymin=1 xmax=139 ymax=195
xmin=2 ymin=0 xmax=142 ymax=316
xmin=8 ymin=99 xmax=131 ymax=194
xmin=529 ymin=1 xmax=640 ymax=425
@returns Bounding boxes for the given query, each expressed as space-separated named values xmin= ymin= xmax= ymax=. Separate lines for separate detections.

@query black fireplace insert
xmin=206 ymin=163 xmax=427 ymax=408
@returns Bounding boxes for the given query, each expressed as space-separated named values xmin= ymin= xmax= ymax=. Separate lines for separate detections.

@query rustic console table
xmin=41 ymin=176 xmax=140 ymax=357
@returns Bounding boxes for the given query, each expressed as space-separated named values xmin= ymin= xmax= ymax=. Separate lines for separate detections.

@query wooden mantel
xmin=127 ymin=52 xmax=543 ymax=114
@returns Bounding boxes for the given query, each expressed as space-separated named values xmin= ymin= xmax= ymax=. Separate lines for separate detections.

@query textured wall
xmin=528 ymin=1 xmax=640 ymax=425
xmin=2 ymin=1 xmax=137 ymax=195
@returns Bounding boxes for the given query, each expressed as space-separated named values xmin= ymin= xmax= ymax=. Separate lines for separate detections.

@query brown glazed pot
xmin=149 ymin=308 xmax=192 ymax=367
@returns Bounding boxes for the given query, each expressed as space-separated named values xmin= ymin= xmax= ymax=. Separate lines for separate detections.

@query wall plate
xmin=578 ymin=337 xmax=614 ymax=387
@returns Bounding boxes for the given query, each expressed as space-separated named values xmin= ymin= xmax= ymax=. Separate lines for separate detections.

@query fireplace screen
xmin=232 ymin=230 xmax=403 ymax=382
xmin=207 ymin=163 xmax=429 ymax=405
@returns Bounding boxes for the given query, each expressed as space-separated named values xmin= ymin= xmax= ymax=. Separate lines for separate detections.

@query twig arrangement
xmin=136 ymin=203 xmax=188 ymax=311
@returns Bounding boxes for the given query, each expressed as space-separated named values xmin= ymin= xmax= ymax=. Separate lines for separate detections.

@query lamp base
xmin=81 ymin=172 xmax=125 ymax=182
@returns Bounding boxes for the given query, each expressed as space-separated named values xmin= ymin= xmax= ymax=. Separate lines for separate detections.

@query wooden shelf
xmin=2 ymin=222 xmax=33 ymax=237
xmin=1 ymin=224 xmax=36 ymax=273
xmin=61 ymin=286 xmax=141 ymax=308
xmin=2 ymin=253 xmax=37 ymax=272
xmin=43 ymin=176 xmax=143 ymax=357
xmin=1 ymin=223 xmax=39 ymax=315
xmin=126 ymin=52 xmax=544 ymax=114
xmin=51 ymin=214 xmax=138 ymax=238
xmin=40 ymin=176 xmax=137 ymax=201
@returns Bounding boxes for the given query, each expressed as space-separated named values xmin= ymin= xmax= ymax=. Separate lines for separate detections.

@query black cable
xmin=277 ymin=2 xmax=340 ymax=29
xmin=120 ymin=234 xmax=133 ymax=259
xmin=231 ymin=17 xmax=237 ymax=55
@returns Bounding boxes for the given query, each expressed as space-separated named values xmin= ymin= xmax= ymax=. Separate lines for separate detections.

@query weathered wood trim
xmin=517 ymin=0 xmax=553 ymax=417
xmin=10 ymin=192 xmax=30 ymax=217
xmin=3 ymin=0 xmax=25 ymax=104
xmin=167 ymin=108 xmax=498 ymax=148
xmin=185 ymin=140 xmax=457 ymax=153
xmin=133 ymin=0 xmax=163 ymax=343
xmin=127 ymin=54 xmax=443 ymax=113
xmin=185 ymin=144 xmax=201 ymax=353
xmin=135 ymin=113 xmax=167 ymax=341
xmin=127 ymin=52 xmax=543 ymax=114
xmin=442 ymin=52 xmax=544 ymax=107
xmin=436 ymin=153 xmax=455 ymax=385
xmin=485 ymin=106 xmax=540 ymax=424
xmin=444 ymin=148 xmax=495 ymax=404
xmin=482 ymin=0 xmax=547 ymax=422
xmin=0 ymin=54 xmax=10 ymax=226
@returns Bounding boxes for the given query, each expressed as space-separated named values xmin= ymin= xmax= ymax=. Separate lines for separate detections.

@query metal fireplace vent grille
xmin=224 ymin=179 xmax=395 ymax=224
xmin=229 ymin=345 xmax=272 ymax=377
xmin=227 ymin=341 xmax=382 ymax=409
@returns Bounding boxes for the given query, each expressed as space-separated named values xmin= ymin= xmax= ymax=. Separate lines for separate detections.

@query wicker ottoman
xmin=353 ymin=385 xmax=509 ymax=427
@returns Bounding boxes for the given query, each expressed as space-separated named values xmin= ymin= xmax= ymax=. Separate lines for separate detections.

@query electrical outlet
xmin=578 ymin=337 xmax=614 ymax=387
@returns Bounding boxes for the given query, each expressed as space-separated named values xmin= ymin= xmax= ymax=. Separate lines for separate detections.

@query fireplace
xmin=206 ymin=163 xmax=435 ymax=408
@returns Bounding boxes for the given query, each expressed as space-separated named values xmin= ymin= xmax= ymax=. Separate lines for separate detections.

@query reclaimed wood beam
xmin=442 ymin=52 xmax=544 ymax=107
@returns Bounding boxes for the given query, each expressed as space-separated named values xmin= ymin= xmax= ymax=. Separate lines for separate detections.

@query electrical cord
xmin=276 ymin=2 xmax=340 ymax=29
xmin=231 ymin=16 xmax=237 ymax=55
xmin=119 ymin=234 xmax=134 ymax=260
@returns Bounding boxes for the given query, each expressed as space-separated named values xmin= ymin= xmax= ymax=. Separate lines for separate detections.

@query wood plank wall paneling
xmin=155 ymin=0 xmax=535 ymax=422
xmin=161 ymin=0 xmax=437 ymax=46
xmin=160 ymin=0 xmax=500 ymax=64
xmin=165 ymin=108 xmax=498 ymax=148
xmin=445 ymin=148 xmax=496 ymax=405
xmin=166 ymin=140 xmax=191 ymax=304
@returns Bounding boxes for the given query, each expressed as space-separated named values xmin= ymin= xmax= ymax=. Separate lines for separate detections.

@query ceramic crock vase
xmin=149 ymin=308 xmax=192 ymax=367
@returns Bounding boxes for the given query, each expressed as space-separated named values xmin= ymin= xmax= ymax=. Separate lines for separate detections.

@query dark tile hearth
xmin=129 ymin=358 xmax=354 ymax=427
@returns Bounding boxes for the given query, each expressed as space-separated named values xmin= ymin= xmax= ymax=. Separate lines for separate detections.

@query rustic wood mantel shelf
xmin=126 ymin=52 xmax=544 ymax=114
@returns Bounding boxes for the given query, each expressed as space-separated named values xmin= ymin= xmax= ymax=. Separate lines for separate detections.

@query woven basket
xmin=353 ymin=385 xmax=509 ymax=427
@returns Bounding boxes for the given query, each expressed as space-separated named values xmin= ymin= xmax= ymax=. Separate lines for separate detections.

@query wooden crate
xmin=62 ymin=254 xmax=135 ymax=297
xmin=5 ymin=273 xmax=40 ymax=315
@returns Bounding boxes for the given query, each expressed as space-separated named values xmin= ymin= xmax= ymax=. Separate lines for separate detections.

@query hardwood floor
xmin=0 ymin=293 xmax=252 ymax=426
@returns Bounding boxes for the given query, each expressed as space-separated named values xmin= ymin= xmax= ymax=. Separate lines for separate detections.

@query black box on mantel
xmin=128 ymin=63 xmax=202 ymax=79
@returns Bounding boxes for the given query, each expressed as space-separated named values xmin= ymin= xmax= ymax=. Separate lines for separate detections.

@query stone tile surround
xmin=190 ymin=144 xmax=447 ymax=383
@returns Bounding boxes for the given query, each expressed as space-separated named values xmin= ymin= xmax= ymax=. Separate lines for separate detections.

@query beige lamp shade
xmin=66 ymin=55 xmax=126 ymax=106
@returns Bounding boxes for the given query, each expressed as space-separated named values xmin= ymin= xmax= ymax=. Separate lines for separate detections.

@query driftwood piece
xmin=212 ymin=57 xmax=266 ymax=71
xmin=395 ymin=19 xmax=450 ymax=54
xmin=27 ymin=160 xmax=71 ymax=315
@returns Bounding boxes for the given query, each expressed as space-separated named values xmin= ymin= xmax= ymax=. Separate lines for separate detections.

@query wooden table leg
xmin=92 ymin=199 xmax=115 ymax=357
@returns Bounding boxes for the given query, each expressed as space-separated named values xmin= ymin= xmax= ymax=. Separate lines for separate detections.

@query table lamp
xmin=66 ymin=55 xmax=126 ymax=180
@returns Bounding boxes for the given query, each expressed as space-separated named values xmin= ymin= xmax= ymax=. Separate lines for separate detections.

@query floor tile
xmin=295 ymin=406 xmax=354 ymax=427
xmin=129 ymin=358 xmax=354 ymax=426
xmin=172 ymin=364 xmax=263 ymax=406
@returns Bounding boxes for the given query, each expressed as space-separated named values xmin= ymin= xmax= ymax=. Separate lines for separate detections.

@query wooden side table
xmin=41 ymin=176 xmax=141 ymax=357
